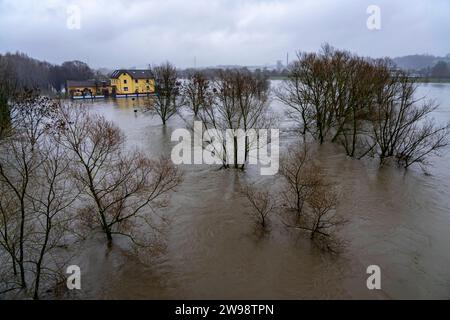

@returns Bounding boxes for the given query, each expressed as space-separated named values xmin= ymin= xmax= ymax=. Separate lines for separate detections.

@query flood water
xmin=72 ymin=82 xmax=450 ymax=299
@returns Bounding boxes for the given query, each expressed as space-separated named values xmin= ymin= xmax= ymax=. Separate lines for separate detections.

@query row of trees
xmin=0 ymin=89 xmax=182 ymax=299
xmin=179 ymin=66 xmax=289 ymax=80
xmin=428 ymin=61 xmax=450 ymax=79
xmin=402 ymin=60 xmax=450 ymax=80
xmin=147 ymin=63 xmax=274 ymax=169
xmin=150 ymin=54 xmax=448 ymax=170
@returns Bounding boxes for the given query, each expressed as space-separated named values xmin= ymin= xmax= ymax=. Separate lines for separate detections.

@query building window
xmin=124 ymin=87 xmax=128 ymax=92
xmin=124 ymin=79 xmax=127 ymax=84
xmin=135 ymin=79 xmax=138 ymax=83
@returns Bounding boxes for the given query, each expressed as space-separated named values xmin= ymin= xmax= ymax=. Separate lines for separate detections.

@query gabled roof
xmin=110 ymin=69 xmax=153 ymax=79
xmin=66 ymin=80 xmax=111 ymax=87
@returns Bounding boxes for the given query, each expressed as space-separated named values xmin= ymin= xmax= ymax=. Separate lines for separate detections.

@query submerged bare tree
xmin=279 ymin=143 xmax=347 ymax=252
xmin=276 ymin=46 xmax=377 ymax=154
xmin=279 ymin=144 xmax=323 ymax=217
xmin=274 ymin=53 xmax=319 ymax=137
xmin=241 ymin=184 xmax=276 ymax=228
xmin=304 ymin=184 xmax=345 ymax=252
xmin=370 ymin=70 xmax=450 ymax=168
xmin=146 ymin=62 xmax=183 ymax=125
xmin=275 ymin=49 xmax=336 ymax=144
xmin=183 ymin=70 xmax=210 ymax=117
xmin=28 ymin=140 xmax=78 ymax=299
xmin=307 ymin=185 xmax=342 ymax=237
xmin=328 ymin=53 xmax=379 ymax=158
xmin=197 ymin=69 xmax=272 ymax=169
xmin=0 ymin=90 xmax=77 ymax=299
xmin=0 ymin=181 xmax=20 ymax=294
xmin=0 ymin=90 xmax=57 ymax=290
xmin=0 ymin=135 xmax=37 ymax=291
xmin=56 ymin=105 xmax=183 ymax=244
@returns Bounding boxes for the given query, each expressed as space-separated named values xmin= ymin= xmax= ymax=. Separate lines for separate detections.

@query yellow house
xmin=110 ymin=69 xmax=155 ymax=95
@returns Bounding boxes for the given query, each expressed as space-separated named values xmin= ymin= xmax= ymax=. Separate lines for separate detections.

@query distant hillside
xmin=393 ymin=54 xmax=450 ymax=70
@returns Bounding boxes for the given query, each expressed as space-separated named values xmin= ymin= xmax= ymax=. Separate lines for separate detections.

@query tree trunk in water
xmin=296 ymin=196 xmax=302 ymax=216
xmin=19 ymin=201 xmax=26 ymax=289
xmin=33 ymin=265 xmax=41 ymax=300
xmin=105 ymin=226 xmax=113 ymax=244
xmin=233 ymin=136 xmax=238 ymax=169
xmin=12 ymin=254 xmax=17 ymax=275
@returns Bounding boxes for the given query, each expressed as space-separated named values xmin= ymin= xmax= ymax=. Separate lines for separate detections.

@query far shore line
xmin=268 ymin=76 xmax=450 ymax=83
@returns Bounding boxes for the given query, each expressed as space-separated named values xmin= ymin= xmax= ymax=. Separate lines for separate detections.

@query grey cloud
xmin=0 ymin=0 xmax=449 ymax=68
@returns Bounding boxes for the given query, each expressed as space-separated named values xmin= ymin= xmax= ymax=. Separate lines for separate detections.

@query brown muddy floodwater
xmin=71 ymin=82 xmax=450 ymax=299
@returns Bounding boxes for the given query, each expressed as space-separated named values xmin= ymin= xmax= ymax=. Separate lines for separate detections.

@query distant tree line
xmin=178 ymin=66 xmax=289 ymax=80
xmin=428 ymin=61 xmax=450 ymax=79
xmin=0 ymin=52 xmax=99 ymax=138
xmin=393 ymin=54 xmax=448 ymax=70
xmin=405 ymin=60 xmax=450 ymax=79
xmin=392 ymin=54 xmax=450 ymax=79
xmin=0 ymin=52 xmax=95 ymax=93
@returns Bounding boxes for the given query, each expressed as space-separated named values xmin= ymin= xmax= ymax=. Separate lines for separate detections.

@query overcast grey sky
xmin=0 ymin=0 xmax=449 ymax=68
